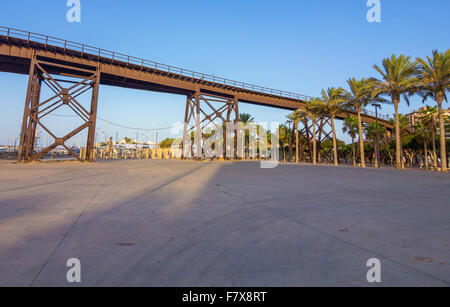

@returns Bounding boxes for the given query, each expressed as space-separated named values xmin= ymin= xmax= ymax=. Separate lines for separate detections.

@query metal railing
xmin=346 ymin=107 xmax=390 ymax=121
xmin=0 ymin=26 xmax=391 ymax=121
xmin=360 ymin=108 xmax=391 ymax=121
xmin=0 ymin=26 xmax=317 ymax=101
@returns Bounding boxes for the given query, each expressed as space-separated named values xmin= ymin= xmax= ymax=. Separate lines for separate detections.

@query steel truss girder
xmin=17 ymin=56 xmax=100 ymax=163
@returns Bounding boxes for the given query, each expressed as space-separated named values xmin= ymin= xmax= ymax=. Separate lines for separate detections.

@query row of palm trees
xmin=288 ymin=50 xmax=449 ymax=172
xmin=414 ymin=106 xmax=441 ymax=170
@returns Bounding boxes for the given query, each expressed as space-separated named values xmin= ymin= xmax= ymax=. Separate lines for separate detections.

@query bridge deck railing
xmin=360 ymin=109 xmax=391 ymax=121
xmin=0 ymin=26 xmax=316 ymax=101
xmin=0 ymin=26 xmax=390 ymax=122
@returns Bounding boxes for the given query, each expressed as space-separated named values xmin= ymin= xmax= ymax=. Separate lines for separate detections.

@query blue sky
xmin=0 ymin=0 xmax=449 ymax=146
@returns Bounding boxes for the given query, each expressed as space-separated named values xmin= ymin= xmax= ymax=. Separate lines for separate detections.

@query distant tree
xmin=239 ymin=113 xmax=255 ymax=125
xmin=239 ymin=113 xmax=255 ymax=159
xmin=388 ymin=114 xmax=410 ymax=138
xmin=277 ymin=124 xmax=290 ymax=162
xmin=286 ymin=110 xmax=304 ymax=163
xmin=418 ymin=106 xmax=439 ymax=169
xmin=415 ymin=119 xmax=431 ymax=170
xmin=342 ymin=115 xmax=359 ymax=166
xmin=365 ymin=122 xmax=387 ymax=167
xmin=159 ymin=138 xmax=176 ymax=148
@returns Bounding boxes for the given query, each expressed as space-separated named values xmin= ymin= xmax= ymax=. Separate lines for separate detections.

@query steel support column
xmin=298 ymin=117 xmax=333 ymax=163
xmin=17 ymin=58 xmax=101 ymax=163
xmin=17 ymin=56 xmax=37 ymax=162
xmin=233 ymin=97 xmax=240 ymax=160
xmin=317 ymin=118 xmax=334 ymax=163
xmin=182 ymin=91 xmax=238 ymax=160
xmin=85 ymin=69 xmax=100 ymax=162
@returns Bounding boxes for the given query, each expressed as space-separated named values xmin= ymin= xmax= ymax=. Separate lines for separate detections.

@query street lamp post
xmin=372 ymin=103 xmax=381 ymax=168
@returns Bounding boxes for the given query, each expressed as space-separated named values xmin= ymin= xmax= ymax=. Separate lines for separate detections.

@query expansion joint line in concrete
xmin=28 ymin=180 xmax=107 ymax=286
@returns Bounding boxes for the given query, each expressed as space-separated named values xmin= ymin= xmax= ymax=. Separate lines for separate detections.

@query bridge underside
xmin=0 ymin=34 xmax=392 ymax=163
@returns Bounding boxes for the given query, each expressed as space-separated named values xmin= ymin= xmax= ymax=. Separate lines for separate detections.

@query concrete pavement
xmin=0 ymin=160 xmax=448 ymax=286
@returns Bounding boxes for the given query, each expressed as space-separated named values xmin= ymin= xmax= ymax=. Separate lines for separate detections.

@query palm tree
xmin=446 ymin=117 xmax=450 ymax=135
xmin=371 ymin=54 xmax=420 ymax=169
xmin=415 ymin=118 xmax=431 ymax=170
xmin=278 ymin=124 xmax=290 ymax=162
xmin=388 ymin=113 xmax=410 ymax=168
xmin=239 ymin=113 xmax=255 ymax=159
xmin=239 ymin=113 xmax=255 ymax=124
xmin=388 ymin=114 xmax=410 ymax=137
xmin=255 ymin=124 xmax=269 ymax=159
xmin=287 ymin=110 xmax=303 ymax=163
xmin=298 ymin=99 xmax=321 ymax=164
xmin=418 ymin=106 xmax=439 ymax=169
xmin=342 ymin=115 xmax=359 ymax=166
xmin=345 ymin=78 xmax=387 ymax=168
xmin=364 ymin=122 xmax=386 ymax=168
xmin=319 ymin=87 xmax=348 ymax=166
xmin=416 ymin=50 xmax=450 ymax=172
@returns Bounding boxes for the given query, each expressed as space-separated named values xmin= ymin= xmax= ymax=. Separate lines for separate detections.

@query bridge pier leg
xmin=17 ymin=58 xmax=101 ymax=163
xmin=317 ymin=118 xmax=334 ymax=164
xmin=85 ymin=70 xmax=100 ymax=162
xmin=232 ymin=97 xmax=240 ymax=160
xmin=31 ymin=78 xmax=42 ymax=155
xmin=17 ymin=56 xmax=38 ymax=163
xmin=181 ymin=91 xmax=238 ymax=160
xmin=299 ymin=119 xmax=313 ymax=163
xmin=182 ymin=93 xmax=198 ymax=159
xmin=297 ymin=117 xmax=334 ymax=164
xmin=222 ymin=97 xmax=239 ymax=160
xmin=25 ymin=75 xmax=42 ymax=161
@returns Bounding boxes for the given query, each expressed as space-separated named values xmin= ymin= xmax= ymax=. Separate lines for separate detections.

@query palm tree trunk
xmin=424 ymin=139 xmax=429 ymax=170
xmin=288 ymin=126 xmax=294 ymax=162
xmin=432 ymin=127 xmax=438 ymax=170
xmin=331 ymin=116 xmax=338 ymax=166
xmin=317 ymin=119 xmax=324 ymax=163
xmin=352 ymin=136 xmax=356 ymax=167
xmin=295 ymin=121 xmax=299 ymax=164
xmin=357 ymin=108 xmax=366 ymax=168
xmin=437 ymin=98 xmax=448 ymax=172
xmin=374 ymin=140 xmax=379 ymax=168
xmin=304 ymin=119 xmax=312 ymax=163
xmin=393 ymin=98 xmax=402 ymax=169
xmin=246 ymin=133 xmax=249 ymax=160
xmin=313 ymin=119 xmax=317 ymax=165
